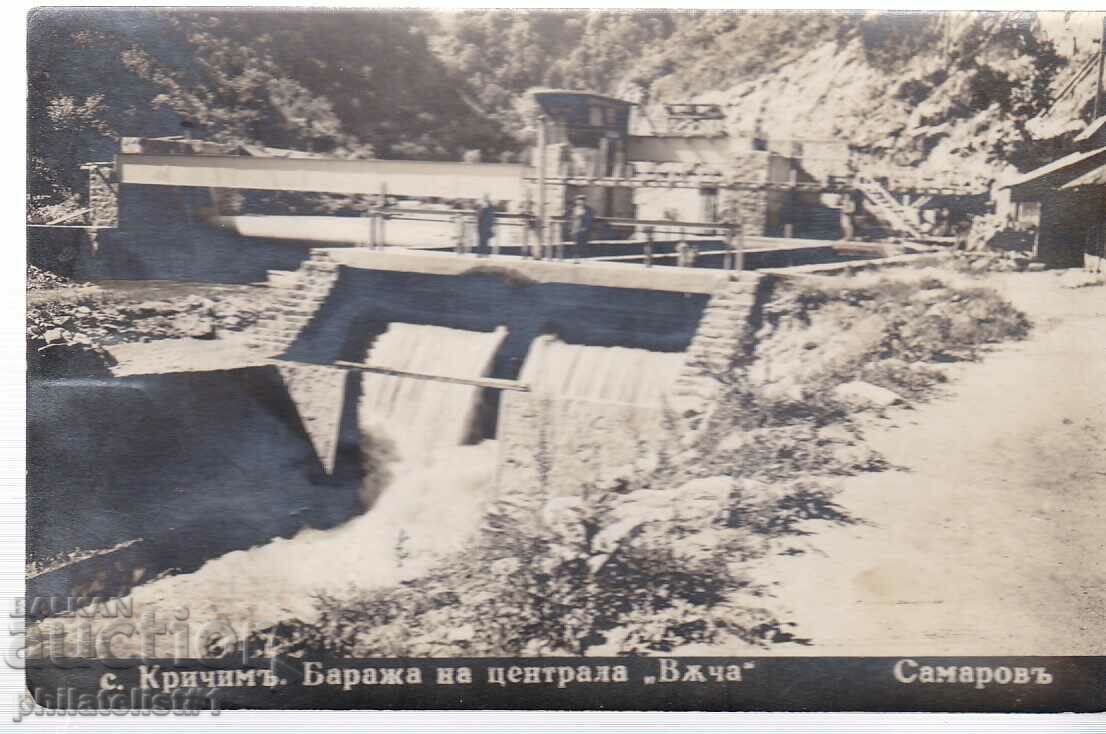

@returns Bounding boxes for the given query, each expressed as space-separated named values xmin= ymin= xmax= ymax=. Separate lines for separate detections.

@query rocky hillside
xmin=617 ymin=12 xmax=1104 ymax=183
xmin=28 ymin=10 xmax=1105 ymax=217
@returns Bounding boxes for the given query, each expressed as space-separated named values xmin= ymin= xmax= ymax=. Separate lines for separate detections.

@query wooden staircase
xmin=855 ymin=176 xmax=925 ymax=239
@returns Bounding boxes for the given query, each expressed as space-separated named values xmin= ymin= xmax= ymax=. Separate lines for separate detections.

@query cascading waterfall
xmin=359 ymin=323 xmax=507 ymax=459
xmin=102 ymin=324 xmax=507 ymax=636
xmin=516 ymin=335 xmax=685 ymax=491
xmin=74 ymin=325 xmax=686 ymax=654
xmin=520 ymin=334 xmax=684 ymax=407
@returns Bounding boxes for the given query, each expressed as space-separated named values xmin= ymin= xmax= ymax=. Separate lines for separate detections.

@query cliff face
xmin=620 ymin=12 xmax=1105 ymax=182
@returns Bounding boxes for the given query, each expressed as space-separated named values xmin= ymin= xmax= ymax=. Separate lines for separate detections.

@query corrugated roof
xmin=1001 ymin=146 xmax=1106 ymax=190
xmin=1061 ymin=162 xmax=1106 ymax=189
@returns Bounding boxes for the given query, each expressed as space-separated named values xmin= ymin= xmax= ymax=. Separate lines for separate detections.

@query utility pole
xmin=1095 ymin=15 xmax=1106 ymax=119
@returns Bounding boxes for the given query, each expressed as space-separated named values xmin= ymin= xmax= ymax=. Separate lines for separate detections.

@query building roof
xmin=1060 ymin=162 xmax=1106 ymax=189
xmin=528 ymin=88 xmax=634 ymax=107
xmin=1074 ymin=116 xmax=1106 ymax=144
xmin=1001 ymin=146 xmax=1106 ymax=191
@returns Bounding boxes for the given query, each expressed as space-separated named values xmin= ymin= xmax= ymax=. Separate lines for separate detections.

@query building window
xmin=1016 ymin=200 xmax=1041 ymax=225
xmin=701 ymin=187 xmax=720 ymax=222
xmin=589 ymin=105 xmax=604 ymax=127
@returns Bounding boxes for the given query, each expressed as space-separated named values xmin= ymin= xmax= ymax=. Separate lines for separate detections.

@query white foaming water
xmin=359 ymin=323 xmax=507 ymax=459
xmin=65 ymin=327 xmax=685 ymax=654
xmin=101 ymin=324 xmax=507 ymax=644
xmin=520 ymin=334 xmax=684 ymax=407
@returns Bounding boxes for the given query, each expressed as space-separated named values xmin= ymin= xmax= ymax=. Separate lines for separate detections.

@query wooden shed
xmin=1002 ymin=146 xmax=1106 ymax=268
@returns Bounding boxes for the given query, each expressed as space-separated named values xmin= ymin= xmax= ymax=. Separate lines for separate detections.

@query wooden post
xmin=735 ymin=221 xmax=745 ymax=273
xmin=454 ymin=213 xmax=466 ymax=254
xmin=378 ymin=182 xmax=389 ymax=248
xmin=536 ymin=114 xmax=547 ymax=257
xmin=1097 ymin=17 xmax=1106 ymax=119
xmin=725 ymin=224 xmax=735 ymax=270
xmin=644 ymin=225 xmax=654 ymax=268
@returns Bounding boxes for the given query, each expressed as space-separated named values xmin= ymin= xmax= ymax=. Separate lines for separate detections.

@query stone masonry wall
xmin=669 ymin=273 xmax=769 ymax=443
xmin=725 ymin=153 xmax=771 ymax=236
xmin=251 ymin=250 xmax=341 ymax=356
xmin=85 ymin=164 xmax=118 ymax=228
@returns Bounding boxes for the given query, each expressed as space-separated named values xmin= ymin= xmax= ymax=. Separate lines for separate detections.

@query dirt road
xmin=757 ymin=270 xmax=1106 ymax=655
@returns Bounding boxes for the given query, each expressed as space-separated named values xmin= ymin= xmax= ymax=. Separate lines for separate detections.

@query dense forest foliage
xmin=28 ymin=9 xmax=1084 ymax=217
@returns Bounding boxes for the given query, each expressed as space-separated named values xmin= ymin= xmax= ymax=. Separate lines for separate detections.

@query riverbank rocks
xmin=833 ymin=380 xmax=905 ymax=409
xmin=1057 ymin=269 xmax=1104 ymax=289
xmin=174 ymin=314 xmax=217 ymax=339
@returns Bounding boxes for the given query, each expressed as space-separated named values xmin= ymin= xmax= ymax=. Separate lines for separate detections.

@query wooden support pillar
xmin=377 ymin=182 xmax=389 ymax=248
xmin=454 ymin=213 xmax=466 ymax=255
xmin=536 ymin=113 xmax=547 ymax=256
xmin=735 ymin=222 xmax=745 ymax=273
xmin=725 ymin=222 xmax=745 ymax=272
xmin=1096 ymin=16 xmax=1106 ymax=119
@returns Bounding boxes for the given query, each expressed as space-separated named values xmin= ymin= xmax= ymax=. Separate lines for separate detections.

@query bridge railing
xmin=358 ymin=204 xmax=745 ymax=270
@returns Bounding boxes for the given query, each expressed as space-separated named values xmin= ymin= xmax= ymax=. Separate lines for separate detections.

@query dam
xmin=27 ymin=242 xmax=771 ymax=618
xmin=26 ymin=103 xmax=923 ymax=616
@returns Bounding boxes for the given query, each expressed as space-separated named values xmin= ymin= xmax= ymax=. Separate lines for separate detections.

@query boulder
xmin=42 ymin=328 xmax=67 ymax=345
xmin=174 ymin=314 xmax=216 ymax=340
xmin=833 ymin=380 xmax=905 ymax=409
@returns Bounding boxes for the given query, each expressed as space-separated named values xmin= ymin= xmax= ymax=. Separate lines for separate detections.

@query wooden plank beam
xmin=334 ymin=360 xmax=530 ymax=391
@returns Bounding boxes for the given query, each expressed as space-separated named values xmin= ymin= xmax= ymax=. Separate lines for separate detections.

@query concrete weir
xmin=30 ymin=250 xmax=771 ymax=612
xmin=255 ymin=249 xmax=770 ymax=493
xmin=255 ymin=248 xmax=749 ymax=363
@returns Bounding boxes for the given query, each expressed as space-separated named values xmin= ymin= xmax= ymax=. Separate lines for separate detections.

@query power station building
xmin=527 ymin=88 xmax=848 ymax=239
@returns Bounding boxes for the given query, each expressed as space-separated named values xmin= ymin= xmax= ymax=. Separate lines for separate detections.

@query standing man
xmin=840 ymin=191 xmax=858 ymax=241
xmin=568 ymin=194 xmax=594 ymax=261
xmin=475 ymin=194 xmax=496 ymax=257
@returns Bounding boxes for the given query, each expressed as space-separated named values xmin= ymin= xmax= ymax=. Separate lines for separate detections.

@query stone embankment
xmin=671 ymin=273 xmax=768 ymax=427
xmin=251 ymin=250 xmax=341 ymax=355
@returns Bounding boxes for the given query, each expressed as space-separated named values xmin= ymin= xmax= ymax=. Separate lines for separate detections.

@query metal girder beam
xmin=115 ymin=154 xmax=528 ymax=201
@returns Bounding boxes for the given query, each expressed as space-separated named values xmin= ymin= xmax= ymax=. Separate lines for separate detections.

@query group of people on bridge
xmin=472 ymin=194 xmax=595 ymax=260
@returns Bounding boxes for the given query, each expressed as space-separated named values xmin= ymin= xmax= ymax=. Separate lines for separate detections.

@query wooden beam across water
xmin=333 ymin=360 xmax=531 ymax=392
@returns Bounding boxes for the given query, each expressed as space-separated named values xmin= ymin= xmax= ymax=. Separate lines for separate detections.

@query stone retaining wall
xmin=251 ymin=250 xmax=341 ymax=355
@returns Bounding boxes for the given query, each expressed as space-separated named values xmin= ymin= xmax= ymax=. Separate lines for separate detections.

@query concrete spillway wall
xmin=253 ymin=250 xmax=771 ymax=496
xmin=29 ymin=251 xmax=772 ymax=611
xmin=496 ymin=275 xmax=770 ymax=497
xmin=267 ymin=252 xmax=720 ymax=382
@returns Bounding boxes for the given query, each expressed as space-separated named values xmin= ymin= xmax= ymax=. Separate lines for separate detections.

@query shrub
xmin=251 ymin=475 xmax=786 ymax=657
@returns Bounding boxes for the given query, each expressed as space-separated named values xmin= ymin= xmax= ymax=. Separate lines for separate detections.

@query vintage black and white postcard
xmin=23 ymin=7 xmax=1106 ymax=716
